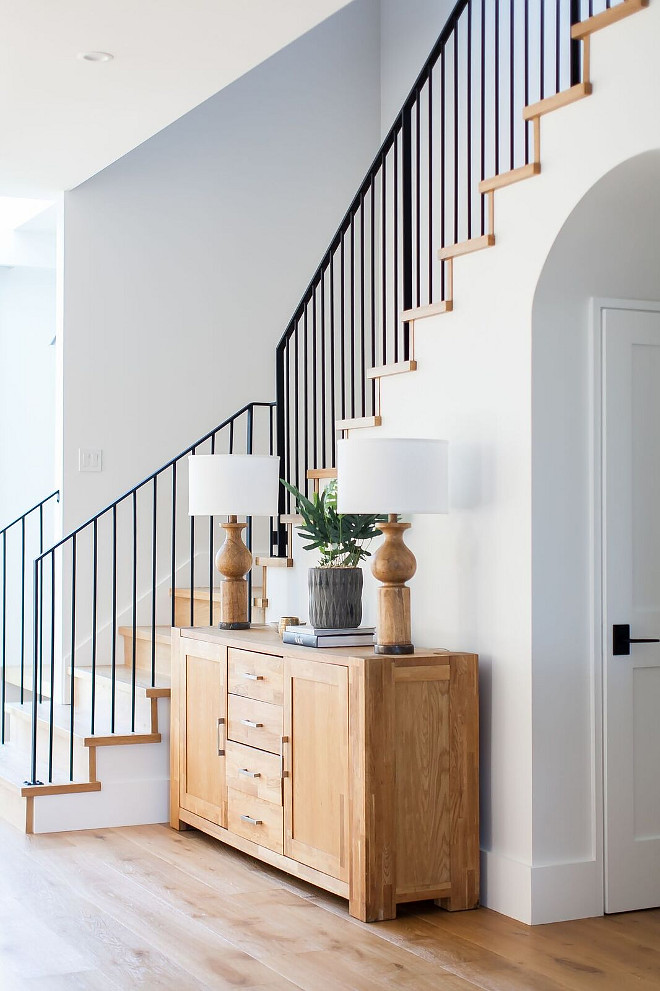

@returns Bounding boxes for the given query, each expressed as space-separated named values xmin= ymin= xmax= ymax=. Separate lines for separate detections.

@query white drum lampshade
xmin=188 ymin=454 xmax=280 ymax=629
xmin=336 ymin=438 xmax=448 ymax=515
xmin=188 ymin=454 xmax=280 ymax=518
xmin=336 ymin=437 xmax=449 ymax=655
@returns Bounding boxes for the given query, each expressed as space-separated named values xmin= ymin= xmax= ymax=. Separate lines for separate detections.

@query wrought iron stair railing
xmin=0 ymin=0 xmax=637 ymax=794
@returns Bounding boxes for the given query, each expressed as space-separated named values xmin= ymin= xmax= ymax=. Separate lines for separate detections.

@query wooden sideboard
xmin=170 ymin=625 xmax=479 ymax=922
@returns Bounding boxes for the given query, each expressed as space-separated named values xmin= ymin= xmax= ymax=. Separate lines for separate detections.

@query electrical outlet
xmin=79 ymin=448 xmax=102 ymax=472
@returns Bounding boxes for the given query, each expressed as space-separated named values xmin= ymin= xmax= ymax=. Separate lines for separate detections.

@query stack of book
xmin=283 ymin=625 xmax=375 ymax=648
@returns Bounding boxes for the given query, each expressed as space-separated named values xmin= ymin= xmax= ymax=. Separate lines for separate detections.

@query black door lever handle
xmin=613 ymin=623 xmax=660 ymax=656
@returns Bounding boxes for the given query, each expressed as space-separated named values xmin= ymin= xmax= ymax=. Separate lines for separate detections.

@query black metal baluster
xmin=428 ymin=66 xmax=434 ymax=297
xmin=111 ymin=505 xmax=117 ymax=733
xmin=555 ymin=0 xmax=561 ymax=95
xmin=340 ymin=234 xmax=346 ymax=418
xmin=571 ymin=0 xmax=582 ymax=86
xmin=29 ymin=560 xmax=39 ymax=785
xmin=294 ymin=323 xmax=300 ymax=491
xmin=350 ymin=213 xmax=356 ymax=417
xmin=49 ymin=552 xmax=55 ymax=783
xmin=320 ymin=272 xmax=327 ymax=466
xmin=132 ymin=489 xmax=137 ymax=733
xmin=415 ymin=96 xmax=421 ymax=309
xmin=370 ymin=181 xmax=376 ymax=408
xmin=381 ymin=155 xmax=387 ymax=364
xmin=20 ymin=517 xmax=25 ymax=703
xmin=454 ymin=22 xmax=460 ymax=243
xmin=441 ymin=46 xmax=446 ymax=292
xmin=246 ymin=407 xmax=253 ymax=622
xmin=360 ymin=200 xmax=366 ymax=414
xmin=509 ymin=0 xmax=515 ymax=171
xmin=69 ymin=534 xmax=76 ymax=781
xmin=1 ymin=531 xmax=5 ymax=744
xmin=481 ymin=0 xmax=487 ymax=229
xmin=524 ymin=0 xmax=530 ymax=162
xmin=38 ymin=504 xmax=43 ymax=702
xmin=312 ymin=288 xmax=318 ymax=466
xmin=209 ymin=436 xmax=215 ymax=623
xmin=190 ymin=447 xmax=196 ymax=626
xmin=402 ymin=110 xmax=413 ymax=360
xmin=171 ymin=463 xmax=177 ymax=627
xmin=467 ymin=1 xmax=474 ymax=238
xmin=330 ymin=259 xmax=336 ymax=460
xmin=540 ymin=0 xmax=546 ymax=101
xmin=152 ymin=475 xmax=158 ymax=685
xmin=303 ymin=307 xmax=309 ymax=484
xmin=394 ymin=130 xmax=400 ymax=360
xmin=494 ymin=0 xmax=500 ymax=178
xmin=91 ymin=518 xmax=97 ymax=735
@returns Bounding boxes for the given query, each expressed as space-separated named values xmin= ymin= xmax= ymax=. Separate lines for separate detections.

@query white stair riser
xmin=32 ymin=771 xmax=169 ymax=833
xmin=121 ymin=636 xmax=172 ymax=677
xmin=72 ymin=676 xmax=154 ymax=734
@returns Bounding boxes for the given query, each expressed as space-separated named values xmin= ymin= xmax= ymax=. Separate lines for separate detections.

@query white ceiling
xmin=0 ymin=0 xmax=353 ymax=198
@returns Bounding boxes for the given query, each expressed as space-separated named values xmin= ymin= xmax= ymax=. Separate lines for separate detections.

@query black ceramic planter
xmin=308 ymin=567 xmax=363 ymax=629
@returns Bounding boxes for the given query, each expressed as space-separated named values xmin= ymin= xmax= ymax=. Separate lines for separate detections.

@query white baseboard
xmin=481 ymin=849 xmax=532 ymax=923
xmin=481 ymin=849 xmax=604 ymax=924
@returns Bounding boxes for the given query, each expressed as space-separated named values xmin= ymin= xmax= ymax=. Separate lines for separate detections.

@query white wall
xmin=0 ymin=264 xmax=56 ymax=526
xmin=379 ymin=0 xmax=455 ymax=135
xmin=61 ymin=0 xmax=382 ymax=534
xmin=532 ymin=150 xmax=660 ymax=907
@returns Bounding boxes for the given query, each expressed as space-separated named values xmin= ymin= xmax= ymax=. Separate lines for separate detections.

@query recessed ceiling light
xmin=78 ymin=51 xmax=114 ymax=62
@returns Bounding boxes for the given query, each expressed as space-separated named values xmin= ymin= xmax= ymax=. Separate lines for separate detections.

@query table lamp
xmin=336 ymin=437 xmax=448 ymax=654
xmin=188 ymin=454 xmax=279 ymax=629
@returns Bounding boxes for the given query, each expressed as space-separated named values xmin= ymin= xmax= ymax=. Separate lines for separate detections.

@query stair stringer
xmin=371 ymin=1 xmax=660 ymax=927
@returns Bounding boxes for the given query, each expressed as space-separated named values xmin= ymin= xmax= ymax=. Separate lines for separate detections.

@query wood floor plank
xmin=1 ymin=820 xmax=659 ymax=991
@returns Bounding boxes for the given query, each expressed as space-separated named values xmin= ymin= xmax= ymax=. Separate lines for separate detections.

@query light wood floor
xmin=1 ymin=819 xmax=659 ymax=990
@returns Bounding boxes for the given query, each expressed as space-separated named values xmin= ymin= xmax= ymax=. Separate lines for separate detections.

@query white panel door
xmin=603 ymin=305 xmax=660 ymax=913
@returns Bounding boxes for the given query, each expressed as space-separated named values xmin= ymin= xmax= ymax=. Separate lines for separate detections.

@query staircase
xmin=0 ymin=0 xmax=652 ymax=832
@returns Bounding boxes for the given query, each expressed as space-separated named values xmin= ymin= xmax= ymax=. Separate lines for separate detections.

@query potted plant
xmin=282 ymin=478 xmax=385 ymax=629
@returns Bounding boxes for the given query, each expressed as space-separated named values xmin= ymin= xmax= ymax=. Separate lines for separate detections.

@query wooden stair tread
xmin=6 ymin=701 xmax=161 ymax=748
xmin=572 ymin=0 xmax=648 ymax=39
xmin=335 ymin=415 xmax=382 ymax=431
xmin=306 ymin=468 xmax=338 ymax=480
xmin=402 ymin=300 xmax=453 ymax=321
xmin=0 ymin=741 xmax=98 ymax=797
xmin=367 ymin=360 xmax=417 ymax=379
xmin=170 ymin=586 xmax=263 ymax=603
xmin=255 ymin=556 xmax=293 ymax=568
xmin=479 ymin=162 xmax=541 ymax=193
xmin=72 ymin=663 xmax=171 ymax=698
xmin=438 ymin=234 xmax=495 ymax=260
xmin=523 ymin=82 xmax=592 ymax=121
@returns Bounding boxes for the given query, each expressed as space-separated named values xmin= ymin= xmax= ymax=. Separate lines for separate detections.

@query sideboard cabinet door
xmin=283 ymin=657 xmax=349 ymax=882
xmin=178 ymin=638 xmax=228 ymax=827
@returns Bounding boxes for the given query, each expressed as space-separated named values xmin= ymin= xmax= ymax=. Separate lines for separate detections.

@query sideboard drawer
xmin=227 ymin=787 xmax=283 ymax=854
xmin=227 ymin=694 xmax=282 ymax=754
xmin=226 ymin=741 xmax=283 ymax=806
xmin=227 ymin=648 xmax=283 ymax=705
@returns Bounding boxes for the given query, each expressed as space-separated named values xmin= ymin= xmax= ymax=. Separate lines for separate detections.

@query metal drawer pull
xmin=241 ymin=719 xmax=263 ymax=728
xmin=217 ymin=717 xmax=225 ymax=757
xmin=242 ymin=672 xmax=264 ymax=681
xmin=240 ymin=814 xmax=263 ymax=826
xmin=238 ymin=768 xmax=261 ymax=778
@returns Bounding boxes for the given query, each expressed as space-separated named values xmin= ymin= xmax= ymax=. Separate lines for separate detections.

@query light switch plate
xmin=79 ymin=448 xmax=102 ymax=472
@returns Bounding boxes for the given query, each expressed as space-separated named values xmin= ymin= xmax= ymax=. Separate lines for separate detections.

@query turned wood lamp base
xmin=372 ymin=515 xmax=417 ymax=655
xmin=216 ymin=516 xmax=253 ymax=629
